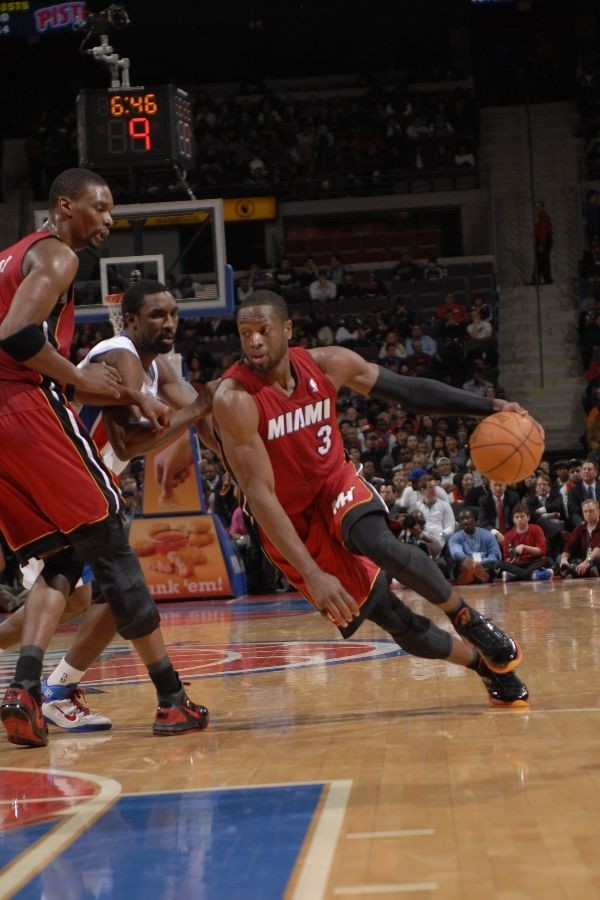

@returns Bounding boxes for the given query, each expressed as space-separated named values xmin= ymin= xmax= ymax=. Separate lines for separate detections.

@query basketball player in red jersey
xmin=0 ymin=169 xmax=209 ymax=746
xmin=210 ymin=291 xmax=532 ymax=707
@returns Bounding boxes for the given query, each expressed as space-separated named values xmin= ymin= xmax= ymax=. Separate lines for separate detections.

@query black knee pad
xmin=41 ymin=547 xmax=84 ymax=595
xmin=69 ymin=517 xmax=160 ymax=640
xmin=368 ymin=589 xmax=452 ymax=659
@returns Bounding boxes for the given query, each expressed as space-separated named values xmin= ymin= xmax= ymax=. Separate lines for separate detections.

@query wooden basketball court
xmin=1 ymin=578 xmax=599 ymax=898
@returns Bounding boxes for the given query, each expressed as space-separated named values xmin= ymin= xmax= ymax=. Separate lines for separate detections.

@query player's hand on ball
xmin=494 ymin=399 xmax=545 ymax=441
xmin=305 ymin=571 xmax=360 ymax=627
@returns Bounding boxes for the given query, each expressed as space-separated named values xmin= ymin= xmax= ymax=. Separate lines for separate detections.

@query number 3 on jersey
xmin=316 ymin=424 xmax=332 ymax=456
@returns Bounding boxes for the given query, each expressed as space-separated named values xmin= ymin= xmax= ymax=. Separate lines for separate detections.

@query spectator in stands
xmin=362 ymin=271 xmax=388 ymax=298
xmin=427 ymin=433 xmax=447 ymax=467
xmin=361 ymin=432 xmax=387 ymax=471
xmin=298 ymin=257 xmax=319 ymax=288
xmin=380 ymin=340 xmax=406 ymax=369
xmin=553 ymin=459 xmax=569 ymax=488
xmin=478 ymin=480 xmax=520 ymax=550
xmin=309 ymin=269 xmax=337 ymax=302
xmin=448 ymin=470 xmax=476 ymax=506
xmin=327 ymin=255 xmax=347 ymax=285
xmin=453 ymin=143 xmax=475 ymax=167
xmin=236 ymin=275 xmax=254 ymax=304
xmin=578 ymin=236 xmax=600 ymax=307
xmin=311 ymin=307 xmax=335 ymax=346
xmin=462 ymin=369 xmax=494 ymax=396
xmin=531 ymin=200 xmax=553 ymax=285
xmin=405 ymin=337 xmax=434 ymax=376
xmin=525 ymin=471 xmax=566 ymax=558
xmin=410 ymin=476 xmax=456 ymax=559
xmin=582 ymin=189 xmax=600 ymax=248
xmin=434 ymin=456 xmax=455 ymax=490
xmin=444 ymin=434 xmax=468 ymax=470
xmin=582 ymin=309 xmax=600 ymax=368
xmin=559 ymin=499 xmax=600 ymax=579
xmin=423 ymin=257 xmax=445 ymax=281
xmin=435 ymin=292 xmax=469 ymax=323
xmin=391 ymin=250 xmax=420 ymax=284
xmin=464 ymin=470 xmax=488 ymax=509
xmin=337 ymin=271 xmax=364 ymax=300
xmin=559 ymin=459 xmax=583 ymax=528
xmin=447 ymin=509 xmax=501 ymax=585
xmin=390 ymin=298 xmax=414 ymax=337
xmin=405 ymin=323 xmax=437 ymax=356
xmin=335 ymin=315 xmax=364 ymax=346
xmin=499 ymin=504 xmax=554 ymax=582
xmin=438 ymin=309 xmax=467 ymax=341
xmin=273 ymin=257 xmax=298 ymax=293
xmin=568 ymin=458 xmax=600 ymax=527
xmin=466 ymin=308 xmax=493 ymax=341
xmin=470 ymin=293 xmax=493 ymax=323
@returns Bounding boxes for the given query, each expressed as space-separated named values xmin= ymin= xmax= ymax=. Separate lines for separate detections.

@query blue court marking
xmin=8 ymin=784 xmax=324 ymax=899
xmin=0 ymin=822 xmax=55 ymax=871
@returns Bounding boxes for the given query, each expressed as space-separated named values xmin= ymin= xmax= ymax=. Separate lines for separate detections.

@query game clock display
xmin=77 ymin=85 xmax=194 ymax=168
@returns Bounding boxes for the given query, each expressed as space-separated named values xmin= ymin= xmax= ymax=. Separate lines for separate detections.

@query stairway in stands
xmin=480 ymin=102 xmax=586 ymax=451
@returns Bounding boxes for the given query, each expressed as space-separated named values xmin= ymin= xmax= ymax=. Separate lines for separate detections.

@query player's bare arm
xmin=213 ymin=380 xmax=359 ymax=626
xmin=309 ymin=344 xmax=530 ymax=417
xmin=0 ymin=240 xmax=121 ymax=397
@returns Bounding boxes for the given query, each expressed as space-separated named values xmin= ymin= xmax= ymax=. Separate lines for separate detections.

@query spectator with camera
xmin=558 ymin=499 xmax=600 ymax=578
xmin=498 ymin=504 xmax=554 ymax=582
xmin=410 ymin=476 xmax=456 ymax=559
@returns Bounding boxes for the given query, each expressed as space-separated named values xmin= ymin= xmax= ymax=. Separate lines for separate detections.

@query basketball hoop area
xmin=33 ymin=199 xmax=234 ymax=327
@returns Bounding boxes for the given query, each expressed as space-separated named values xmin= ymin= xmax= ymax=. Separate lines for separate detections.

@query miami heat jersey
xmin=223 ymin=346 xmax=381 ymax=613
xmin=225 ymin=347 xmax=344 ymax=515
xmin=77 ymin=333 xmax=159 ymax=475
xmin=0 ymin=231 xmax=74 ymax=386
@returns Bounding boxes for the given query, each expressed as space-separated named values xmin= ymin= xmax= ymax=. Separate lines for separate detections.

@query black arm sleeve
xmin=370 ymin=366 xmax=495 ymax=416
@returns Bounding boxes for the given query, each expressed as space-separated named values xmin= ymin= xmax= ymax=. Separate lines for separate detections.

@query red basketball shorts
xmin=0 ymin=382 xmax=121 ymax=560
xmin=259 ymin=461 xmax=382 ymax=612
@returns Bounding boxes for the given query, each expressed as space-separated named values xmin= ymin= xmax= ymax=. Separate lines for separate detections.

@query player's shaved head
xmin=237 ymin=290 xmax=289 ymax=323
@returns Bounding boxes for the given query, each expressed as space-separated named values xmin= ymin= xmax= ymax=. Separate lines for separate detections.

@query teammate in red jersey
xmin=0 ymin=169 xmax=208 ymax=746
xmin=210 ymin=291 xmax=531 ymax=707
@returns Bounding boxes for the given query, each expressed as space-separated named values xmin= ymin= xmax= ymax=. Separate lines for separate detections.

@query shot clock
xmin=77 ymin=85 xmax=195 ymax=169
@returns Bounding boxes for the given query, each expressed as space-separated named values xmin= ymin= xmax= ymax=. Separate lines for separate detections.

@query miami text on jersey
xmin=267 ymin=398 xmax=332 ymax=440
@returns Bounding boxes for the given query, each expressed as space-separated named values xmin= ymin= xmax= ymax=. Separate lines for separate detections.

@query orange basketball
xmin=469 ymin=411 xmax=544 ymax=483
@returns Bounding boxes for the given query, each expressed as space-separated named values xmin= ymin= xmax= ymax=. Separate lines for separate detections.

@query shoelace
xmin=70 ymin=689 xmax=91 ymax=715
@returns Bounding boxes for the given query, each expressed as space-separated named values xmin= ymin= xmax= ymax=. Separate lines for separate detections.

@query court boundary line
xmin=0 ymin=768 xmax=121 ymax=898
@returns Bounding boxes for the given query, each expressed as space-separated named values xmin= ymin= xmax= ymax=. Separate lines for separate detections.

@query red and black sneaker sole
xmin=152 ymin=710 xmax=210 ymax=737
xmin=1 ymin=704 xmax=49 ymax=747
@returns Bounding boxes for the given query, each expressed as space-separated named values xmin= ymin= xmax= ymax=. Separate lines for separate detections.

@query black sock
xmin=148 ymin=656 xmax=181 ymax=699
xmin=14 ymin=645 xmax=44 ymax=701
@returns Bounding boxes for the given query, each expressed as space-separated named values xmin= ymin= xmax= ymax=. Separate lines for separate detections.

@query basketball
xmin=469 ymin=411 xmax=544 ymax=483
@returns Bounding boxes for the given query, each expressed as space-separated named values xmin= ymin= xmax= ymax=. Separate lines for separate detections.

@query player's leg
xmin=345 ymin=511 xmax=522 ymax=673
xmin=1 ymin=548 xmax=83 ymax=747
xmin=0 ymin=559 xmax=94 ymax=651
xmin=362 ymin=574 xmax=528 ymax=708
xmin=68 ymin=516 xmax=209 ymax=737
xmin=41 ymin=587 xmax=115 ymax=733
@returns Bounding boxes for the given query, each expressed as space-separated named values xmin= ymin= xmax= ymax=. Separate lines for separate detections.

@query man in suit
xmin=568 ymin=459 xmax=600 ymax=527
xmin=525 ymin=471 xmax=566 ymax=557
xmin=478 ymin=479 xmax=520 ymax=549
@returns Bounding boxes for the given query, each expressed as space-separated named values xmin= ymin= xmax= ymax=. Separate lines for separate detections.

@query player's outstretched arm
xmin=311 ymin=345 xmax=529 ymax=417
xmin=213 ymin=381 xmax=359 ymax=626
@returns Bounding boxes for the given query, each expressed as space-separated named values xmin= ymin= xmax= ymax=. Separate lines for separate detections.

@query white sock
xmin=47 ymin=657 xmax=86 ymax=687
